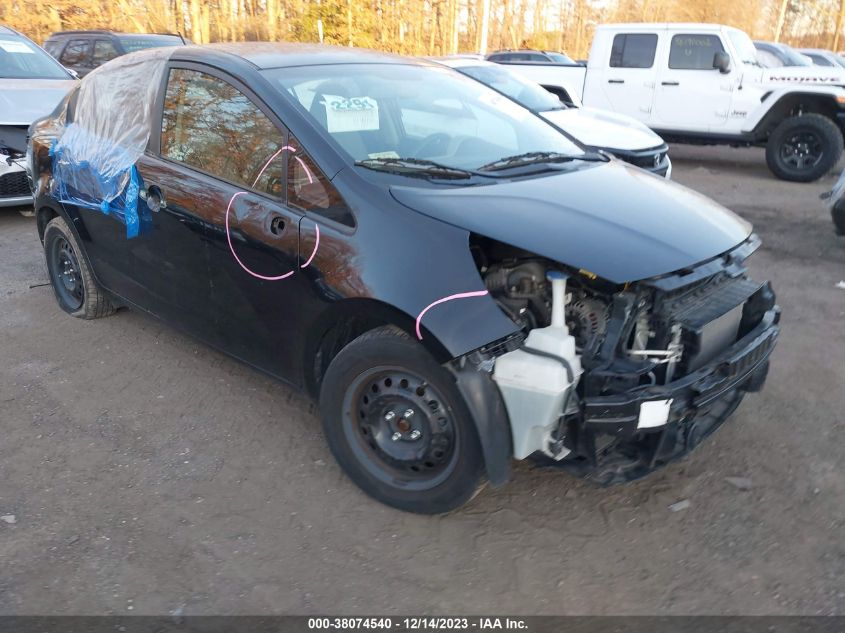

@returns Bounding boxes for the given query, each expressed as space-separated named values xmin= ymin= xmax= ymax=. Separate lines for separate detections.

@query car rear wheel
xmin=766 ymin=114 xmax=843 ymax=182
xmin=44 ymin=215 xmax=115 ymax=319
xmin=319 ymin=326 xmax=485 ymax=514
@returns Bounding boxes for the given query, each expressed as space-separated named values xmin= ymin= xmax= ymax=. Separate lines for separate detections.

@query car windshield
xmin=728 ymin=30 xmax=762 ymax=66
xmin=456 ymin=64 xmax=563 ymax=113
xmin=262 ymin=63 xmax=583 ymax=174
xmin=775 ymin=43 xmax=813 ymax=66
xmin=118 ymin=35 xmax=183 ymax=52
xmin=0 ymin=34 xmax=71 ymax=79
xmin=546 ymin=52 xmax=575 ymax=64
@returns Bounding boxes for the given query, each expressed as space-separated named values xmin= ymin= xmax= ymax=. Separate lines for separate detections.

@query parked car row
xmin=26 ymin=40 xmax=780 ymax=513
xmin=486 ymin=23 xmax=845 ymax=182
xmin=0 ymin=26 xmax=77 ymax=208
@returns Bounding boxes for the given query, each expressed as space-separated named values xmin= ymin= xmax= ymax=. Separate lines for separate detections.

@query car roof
xmin=172 ymin=41 xmax=424 ymax=70
xmin=47 ymin=30 xmax=182 ymax=38
xmin=0 ymin=25 xmax=23 ymax=36
xmin=595 ymin=23 xmax=727 ymax=32
xmin=431 ymin=56 xmax=494 ymax=69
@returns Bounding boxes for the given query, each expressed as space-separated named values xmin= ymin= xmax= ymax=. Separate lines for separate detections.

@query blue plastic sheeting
xmin=47 ymin=48 xmax=171 ymax=240
xmin=51 ymin=124 xmax=142 ymax=238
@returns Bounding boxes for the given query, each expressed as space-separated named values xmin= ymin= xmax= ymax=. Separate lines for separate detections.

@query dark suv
xmin=43 ymin=30 xmax=185 ymax=76
xmin=487 ymin=49 xmax=577 ymax=64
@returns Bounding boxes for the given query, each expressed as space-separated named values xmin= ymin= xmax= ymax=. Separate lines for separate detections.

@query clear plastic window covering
xmin=50 ymin=48 xmax=172 ymax=238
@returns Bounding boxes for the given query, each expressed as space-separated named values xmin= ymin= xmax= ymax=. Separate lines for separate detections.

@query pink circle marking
xmin=225 ymin=191 xmax=294 ymax=281
xmin=415 ymin=290 xmax=490 ymax=340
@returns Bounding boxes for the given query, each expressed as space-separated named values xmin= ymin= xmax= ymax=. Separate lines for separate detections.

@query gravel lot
xmin=1 ymin=145 xmax=843 ymax=615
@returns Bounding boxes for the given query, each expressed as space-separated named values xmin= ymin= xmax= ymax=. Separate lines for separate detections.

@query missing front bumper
xmin=544 ymin=307 xmax=779 ymax=484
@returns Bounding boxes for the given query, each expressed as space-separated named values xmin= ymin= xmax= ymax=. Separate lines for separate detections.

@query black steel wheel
xmin=320 ymin=326 xmax=485 ymax=514
xmin=43 ymin=215 xmax=115 ymax=319
xmin=766 ymin=114 xmax=843 ymax=182
xmin=49 ymin=234 xmax=85 ymax=311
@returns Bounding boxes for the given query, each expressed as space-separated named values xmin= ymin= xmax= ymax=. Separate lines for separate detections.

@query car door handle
xmin=139 ymin=185 xmax=167 ymax=212
xmin=661 ymin=81 xmax=680 ymax=86
xmin=269 ymin=214 xmax=286 ymax=236
xmin=608 ymin=79 xmax=625 ymax=84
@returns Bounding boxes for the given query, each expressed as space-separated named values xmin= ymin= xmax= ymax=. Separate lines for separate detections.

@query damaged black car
xmin=28 ymin=43 xmax=780 ymax=514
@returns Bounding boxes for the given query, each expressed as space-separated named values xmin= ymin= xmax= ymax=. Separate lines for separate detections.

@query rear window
xmin=669 ymin=34 xmax=725 ymax=70
xmin=610 ymin=34 xmax=658 ymax=68
xmin=118 ymin=35 xmax=183 ymax=52
xmin=0 ymin=35 xmax=71 ymax=79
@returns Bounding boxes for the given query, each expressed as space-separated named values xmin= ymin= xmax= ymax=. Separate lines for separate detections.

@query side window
xmin=756 ymin=49 xmax=782 ymax=68
xmin=610 ymin=33 xmax=658 ymax=68
xmin=669 ymin=34 xmax=726 ymax=70
xmin=60 ymin=39 xmax=91 ymax=67
xmin=43 ymin=40 xmax=64 ymax=58
xmin=286 ymin=135 xmax=354 ymax=227
xmin=160 ymin=68 xmax=285 ymax=196
xmin=91 ymin=40 xmax=119 ymax=67
xmin=528 ymin=53 xmax=548 ymax=62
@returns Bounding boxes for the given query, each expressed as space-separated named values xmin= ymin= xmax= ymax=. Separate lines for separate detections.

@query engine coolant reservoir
xmin=493 ymin=271 xmax=583 ymax=460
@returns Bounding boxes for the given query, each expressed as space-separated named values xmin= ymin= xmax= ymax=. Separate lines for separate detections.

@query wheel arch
xmin=303 ymin=297 xmax=452 ymax=399
xmin=753 ymin=92 xmax=844 ymax=141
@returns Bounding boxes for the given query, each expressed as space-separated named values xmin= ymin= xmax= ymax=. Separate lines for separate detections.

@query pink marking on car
xmin=301 ymin=222 xmax=320 ymax=269
xmin=251 ymin=145 xmax=295 ymax=188
xmin=225 ymin=191 xmax=294 ymax=281
xmin=294 ymin=155 xmax=314 ymax=183
xmin=415 ymin=290 xmax=490 ymax=340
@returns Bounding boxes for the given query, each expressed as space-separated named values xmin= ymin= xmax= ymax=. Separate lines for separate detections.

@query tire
xmin=766 ymin=114 xmax=843 ymax=182
xmin=43 ymin=215 xmax=115 ymax=319
xmin=319 ymin=326 xmax=485 ymax=514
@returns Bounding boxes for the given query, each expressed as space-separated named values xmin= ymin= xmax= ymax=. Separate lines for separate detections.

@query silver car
xmin=0 ymin=25 xmax=77 ymax=208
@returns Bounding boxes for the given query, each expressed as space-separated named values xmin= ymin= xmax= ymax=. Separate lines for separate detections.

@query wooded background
xmin=4 ymin=0 xmax=845 ymax=58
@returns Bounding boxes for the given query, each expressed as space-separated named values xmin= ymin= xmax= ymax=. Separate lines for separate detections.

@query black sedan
xmin=29 ymin=43 xmax=780 ymax=513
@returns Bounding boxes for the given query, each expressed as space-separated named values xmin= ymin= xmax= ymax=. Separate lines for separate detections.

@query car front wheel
xmin=319 ymin=326 xmax=485 ymax=514
xmin=766 ymin=114 xmax=843 ymax=182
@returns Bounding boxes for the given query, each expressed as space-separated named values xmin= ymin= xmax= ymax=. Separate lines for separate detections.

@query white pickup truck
xmin=491 ymin=23 xmax=845 ymax=182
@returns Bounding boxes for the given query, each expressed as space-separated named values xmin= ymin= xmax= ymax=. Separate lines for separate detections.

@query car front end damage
xmin=452 ymin=233 xmax=779 ymax=486
xmin=0 ymin=125 xmax=32 ymax=207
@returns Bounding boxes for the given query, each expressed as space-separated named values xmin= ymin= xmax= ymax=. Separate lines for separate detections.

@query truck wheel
xmin=766 ymin=114 xmax=843 ymax=182
xmin=43 ymin=216 xmax=115 ymax=319
xmin=319 ymin=326 xmax=485 ymax=514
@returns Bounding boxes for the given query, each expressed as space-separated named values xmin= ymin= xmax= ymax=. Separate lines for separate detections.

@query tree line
xmin=4 ymin=0 xmax=845 ymax=59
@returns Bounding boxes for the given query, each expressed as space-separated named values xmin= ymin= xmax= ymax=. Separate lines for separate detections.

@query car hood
xmin=762 ymin=66 xmax=845 ymax=86
xmin=390 ymin=161 xmax=752 ymax=284
xmin=540 ymin=107 xmax=665 ymax=152
xmin=0 ymin=79 xmax=77 ymax=125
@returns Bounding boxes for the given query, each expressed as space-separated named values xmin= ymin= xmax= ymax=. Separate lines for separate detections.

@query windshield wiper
xmin=355 ymin=157 xmax=475 ymax=180
xmin=479 ymin=150 xmax=607 ymax=172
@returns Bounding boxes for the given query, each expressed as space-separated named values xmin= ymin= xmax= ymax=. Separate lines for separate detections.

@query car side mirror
xmin=65 ymin=67 xmax=79 ymax=79
xmin=713 ymin=51 xmax=731 ymax=74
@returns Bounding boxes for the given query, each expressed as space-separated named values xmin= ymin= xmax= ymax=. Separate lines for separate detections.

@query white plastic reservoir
xmin=493 ymin=271 xmax=583 ymax=460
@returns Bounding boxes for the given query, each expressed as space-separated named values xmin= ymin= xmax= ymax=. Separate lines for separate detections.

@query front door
xmin=155 ymin=65 xmax=304 ymax=377
xmin=598 ymin=31 xmax=660 ymax=123
xmin=652 ymin=32 xmax=735 ymax=131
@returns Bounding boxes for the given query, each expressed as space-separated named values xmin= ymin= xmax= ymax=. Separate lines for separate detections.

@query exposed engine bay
xmin=469 ymin=233 xmax=780 ymax=483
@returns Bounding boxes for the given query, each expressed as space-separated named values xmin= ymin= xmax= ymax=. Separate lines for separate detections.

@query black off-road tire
xmin=319 ymin=326 xmax=485 ymax=514
xmin=43 ymin=215 xmax=115 ymax=319
xmin=766 ymin=114 xmax=843 ymax=182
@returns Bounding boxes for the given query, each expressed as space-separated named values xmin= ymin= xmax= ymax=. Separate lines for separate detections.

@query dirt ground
xmin=1 ymin=145 xmax=843 ymax=616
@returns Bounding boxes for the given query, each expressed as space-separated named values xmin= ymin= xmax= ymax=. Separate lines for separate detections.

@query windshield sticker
xmin=0 ymin=40 xmax=35 ymax=54
xmin=477 ymin=91 xmax=527 ymax=121
xmin=323 ymin=95 xmax=380 ymax=133
xmin=368 ymin=151 xmax=400 ymax=159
